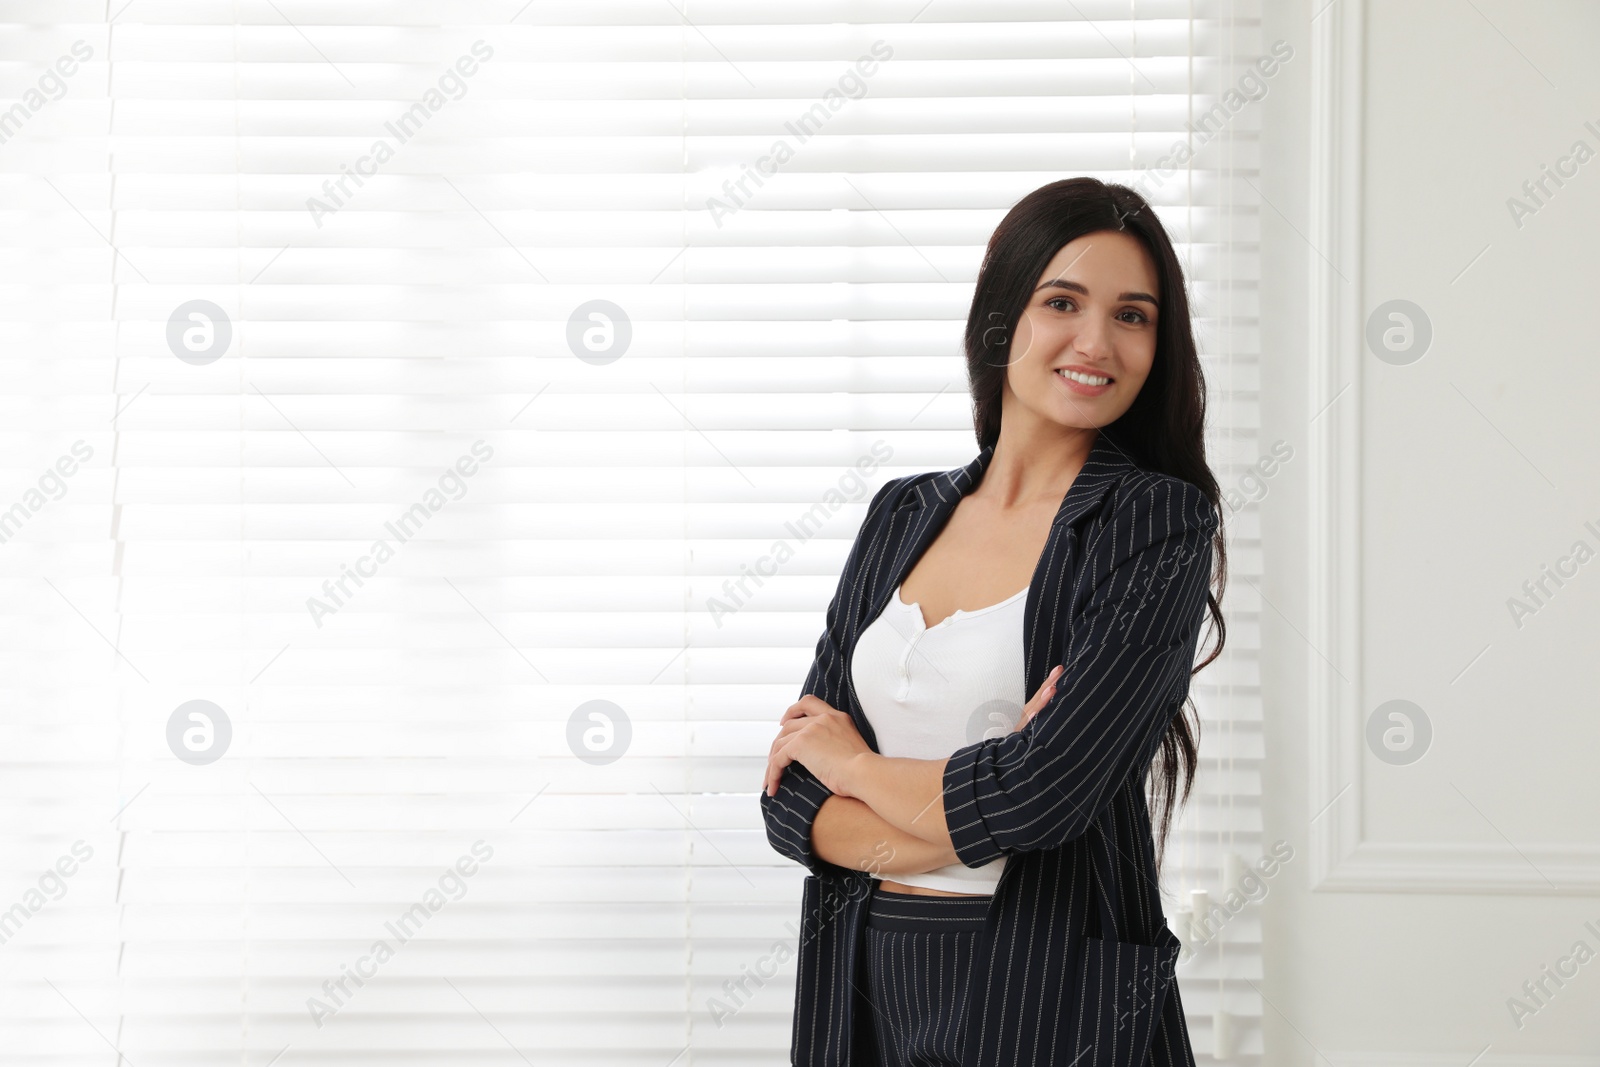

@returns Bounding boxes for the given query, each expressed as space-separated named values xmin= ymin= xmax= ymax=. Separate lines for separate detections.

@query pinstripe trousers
xmin=862 ymin=884 xmax=990 ymax=1067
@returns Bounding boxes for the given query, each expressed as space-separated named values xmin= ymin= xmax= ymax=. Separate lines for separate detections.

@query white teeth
xmin=1057 ymin=368 xmax=1111 ymax=386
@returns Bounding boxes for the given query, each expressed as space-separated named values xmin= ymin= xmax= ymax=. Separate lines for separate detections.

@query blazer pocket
xmin=1059 ymin=922 xmax=1182 ymax=1067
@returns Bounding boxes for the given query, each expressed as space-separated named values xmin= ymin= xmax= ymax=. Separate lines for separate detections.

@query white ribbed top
xmin=850 ymin=581 xmax=1029 ymax=894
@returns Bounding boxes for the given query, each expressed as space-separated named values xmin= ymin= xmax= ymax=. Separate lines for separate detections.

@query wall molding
xmin=1303 ymin=0 xmax=1600 ymax=896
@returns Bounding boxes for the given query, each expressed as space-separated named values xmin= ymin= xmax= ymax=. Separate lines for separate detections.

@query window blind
xmin=1 ymin=1 xmax=1267 ymax=1062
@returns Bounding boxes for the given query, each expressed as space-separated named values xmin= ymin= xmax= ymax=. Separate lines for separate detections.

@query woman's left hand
xmin=763 ymin=695 xmax=873 ymax=799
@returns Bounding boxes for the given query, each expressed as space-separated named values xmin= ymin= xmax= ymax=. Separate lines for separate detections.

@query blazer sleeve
xmin=760 ymin=474 xmax=902 ymax=878
xmin=941 ymin=475 xmax=1218 ymax=866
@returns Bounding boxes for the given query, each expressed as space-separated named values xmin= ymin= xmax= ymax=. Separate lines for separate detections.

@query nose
xmin=1070 ymin=315 xmax=1114 ymax=363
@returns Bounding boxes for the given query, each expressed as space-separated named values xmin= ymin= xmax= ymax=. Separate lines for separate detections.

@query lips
xmin=1054 ymin=367 xmax=1114 ymax=386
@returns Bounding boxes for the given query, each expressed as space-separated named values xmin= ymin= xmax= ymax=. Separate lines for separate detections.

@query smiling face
xmin=1002 ymin=229 xmax=1161 ymax=431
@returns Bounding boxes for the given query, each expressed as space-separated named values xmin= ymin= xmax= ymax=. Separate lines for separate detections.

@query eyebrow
xmin=1034 ymin=278 xmax=1159 ymax=308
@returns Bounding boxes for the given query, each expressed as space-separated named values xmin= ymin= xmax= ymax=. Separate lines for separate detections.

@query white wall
xmin=1259 ymin=0 xmax=1600 ymax=1061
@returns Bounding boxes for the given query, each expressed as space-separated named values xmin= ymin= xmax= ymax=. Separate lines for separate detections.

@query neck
xmin=979 ymin=423 xmax=1099 ymax=511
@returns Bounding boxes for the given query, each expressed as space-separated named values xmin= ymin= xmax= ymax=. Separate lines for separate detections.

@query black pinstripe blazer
xmin=760 ymin=432 xmax=1217 ymax=1067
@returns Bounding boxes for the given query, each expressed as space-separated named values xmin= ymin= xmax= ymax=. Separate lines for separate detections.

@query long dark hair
xmin=962 ymin=177 xmax=1228 ymax=872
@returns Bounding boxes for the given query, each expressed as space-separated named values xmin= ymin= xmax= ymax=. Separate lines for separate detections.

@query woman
xmin=760 ymin=177 xmax=1228 ymax=1067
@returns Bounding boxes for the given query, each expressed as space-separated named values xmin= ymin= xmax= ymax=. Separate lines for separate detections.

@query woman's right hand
xmin=1014 ymin=663 xmax=1064 ymax=733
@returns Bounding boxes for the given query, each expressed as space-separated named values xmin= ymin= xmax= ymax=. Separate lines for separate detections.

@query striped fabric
xmin=862 ymin=886 xmax=990 ymax=1067
xmin=759 ymin=431 xmax=1218 ymax=1067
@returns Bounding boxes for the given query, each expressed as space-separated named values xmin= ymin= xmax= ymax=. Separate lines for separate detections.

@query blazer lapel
xmin=845 ymin=432 xmax=1138 ymax=749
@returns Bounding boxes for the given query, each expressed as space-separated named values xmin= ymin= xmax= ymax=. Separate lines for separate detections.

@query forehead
xmin=1035 ymin=231 xmax=1159 ymax=295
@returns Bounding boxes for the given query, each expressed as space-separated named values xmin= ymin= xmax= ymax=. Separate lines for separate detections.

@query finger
xmin=764 ymin=711 xmax=807 ymax=794
xmin=1041 ymin=662 xmax=1064 ymax=692
xmin=767 ymin=745 xmax=792 ymax=796
xmin=764 ymin=735 xmax=790 ymax=794
xmin=764 ymin=736 xmax=785 ymax=795
xmin=1024 ymin=664 xmax=1063 ymax=713
xmin=1018 ymin=665 xmax=1065 ymax=730
xmin=771 ymin=718 xmax=806 ymax=746
xmin=1037 ymin=663 xmax=1063 ymax=699
xmin=775 ymin=705 xmax=832 ymax=743
xmin=780 ymin=694 xmax=832 ymax=723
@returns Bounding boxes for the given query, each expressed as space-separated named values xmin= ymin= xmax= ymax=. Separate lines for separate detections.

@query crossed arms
xmin=760 ymin=474 xmax=1218 ymax=880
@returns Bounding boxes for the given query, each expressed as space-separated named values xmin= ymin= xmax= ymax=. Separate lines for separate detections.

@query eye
xmin=1044 ymin=296 xmax=1153 ymax=326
